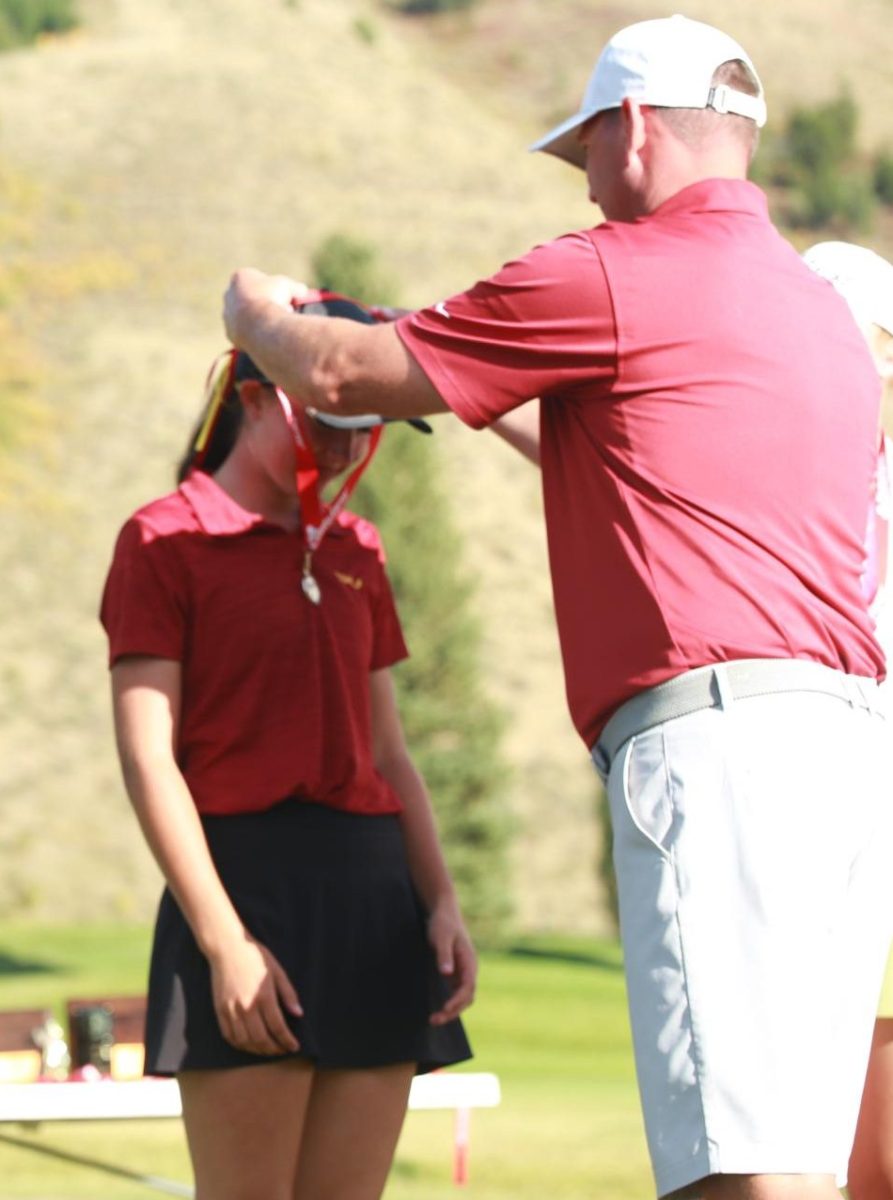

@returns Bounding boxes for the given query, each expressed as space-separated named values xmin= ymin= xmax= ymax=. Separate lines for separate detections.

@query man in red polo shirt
xmin=222 ymin=15 xmax=893 ymax=1199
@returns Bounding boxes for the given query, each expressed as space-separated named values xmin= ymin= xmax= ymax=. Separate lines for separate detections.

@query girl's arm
xmin=369 ymin=667 xmax=477 ymax=1026
xmin=111 ymin=656 xmax=302 ymax=1055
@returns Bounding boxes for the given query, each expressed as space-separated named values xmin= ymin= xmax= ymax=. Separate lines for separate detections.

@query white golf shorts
xmin=595 ymin=662 xmax=893 ymax=1196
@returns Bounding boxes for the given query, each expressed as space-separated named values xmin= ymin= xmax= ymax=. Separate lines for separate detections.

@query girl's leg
xmin=293 ymin=1062 xmax=416 ymax=1200
xmin=178 ymin=1058 xmax=314 ymax=1200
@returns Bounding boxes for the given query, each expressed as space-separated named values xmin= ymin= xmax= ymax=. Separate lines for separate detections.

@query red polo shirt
xmin=397 ymin=179 xmax=884 ymax=746
xmin=100 ymin=471 xmax=408 ymax=815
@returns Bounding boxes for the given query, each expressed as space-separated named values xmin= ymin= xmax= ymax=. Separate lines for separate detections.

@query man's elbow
xmin=305 ymin=340 xmax=376 ymax=415
xmin=304 ymin=361 xmax=350 ymax=413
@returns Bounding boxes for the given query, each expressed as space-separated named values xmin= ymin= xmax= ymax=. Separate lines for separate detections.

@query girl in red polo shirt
xmin=100 ymin=332 xmax=474 ymax=1200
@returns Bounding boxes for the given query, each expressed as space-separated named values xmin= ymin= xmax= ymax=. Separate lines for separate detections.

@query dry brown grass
xmin=399 ymin=0 xmax=893 ymax=161
xmin=2 ymin=0 xmax=892 ymax=929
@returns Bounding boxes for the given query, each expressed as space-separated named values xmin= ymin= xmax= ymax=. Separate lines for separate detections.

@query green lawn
xmin=0 ymin=925 xmax=652 ymax=1199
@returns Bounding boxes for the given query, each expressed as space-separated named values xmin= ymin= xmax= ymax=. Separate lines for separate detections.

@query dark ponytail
xmin=175 ymin=351 xmax=272 ymax=484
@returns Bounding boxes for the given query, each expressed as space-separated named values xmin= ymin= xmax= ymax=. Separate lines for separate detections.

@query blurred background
xmin=6 ymin=0 xmax=893 ymax=939
xmin=1 ymin=1 xmax=891 ymax=1195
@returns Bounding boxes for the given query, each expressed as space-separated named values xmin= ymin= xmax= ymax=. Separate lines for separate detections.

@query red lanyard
xmin=274 ymin=386 xmax=382 ymax=603
xmin=273 ymin=386 xmax=381 ymax=548
xmin=194 ymin=350 xmax=383 ymax=604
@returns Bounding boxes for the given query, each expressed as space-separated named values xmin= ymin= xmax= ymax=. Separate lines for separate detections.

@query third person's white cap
xmin=803 ymin=241 xmax=893 ymax=337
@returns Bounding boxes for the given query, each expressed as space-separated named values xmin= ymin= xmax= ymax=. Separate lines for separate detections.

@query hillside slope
xmin=2 ymin=0 xmax=892 ymax=930
xmin=0 ymin=0 xmax=598 ymax=929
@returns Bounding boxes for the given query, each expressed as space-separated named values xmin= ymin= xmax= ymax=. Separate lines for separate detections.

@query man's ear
xmin=620 ymin=97 xmax=648 ymax=156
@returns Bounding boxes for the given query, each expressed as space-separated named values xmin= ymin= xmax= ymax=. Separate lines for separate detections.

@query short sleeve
xmin=360 ymin=532 xmax=408 ymax=671
xmin=99 ymin=517 xmax=190 ymax=666
xmin=396 ymin=231 xmax=618 ymax=428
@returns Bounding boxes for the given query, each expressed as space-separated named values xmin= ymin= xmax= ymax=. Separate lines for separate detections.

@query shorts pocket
xmin=610 ymin=728 xmax=675 ymax=861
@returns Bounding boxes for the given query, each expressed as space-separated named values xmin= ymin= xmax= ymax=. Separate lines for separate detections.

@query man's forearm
xmin=223 ymin=268 xmax=448 ymax=419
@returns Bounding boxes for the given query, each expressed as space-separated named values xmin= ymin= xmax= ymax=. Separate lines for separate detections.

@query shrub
xmin=353 ymin=15 xmax=378 ymax=44
xmin=787 ymin=91 xmax=858 ymax=176
xmin=874 ymin=152 xmax=893 ymax=206
xmin=749 ymin=127 xmax=798 ymax=189
xmin=797 ymin=167 xmax=875 ymax=232
xmin=769 ymin=89 xmax=877 ymax=234
xmin=311 ymin=232 xmax=398 ymax=307
xmin=394 ymin=0 xmax=477 ymax=13
xmin=354 ymin=429 xmax=515 ymax=943
xmin=0 ymin=0 xmax=77 ymax=51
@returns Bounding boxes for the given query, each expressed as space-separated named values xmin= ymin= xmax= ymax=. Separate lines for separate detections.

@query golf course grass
xmin=0 ymin=924 xmax=652 ymax=1198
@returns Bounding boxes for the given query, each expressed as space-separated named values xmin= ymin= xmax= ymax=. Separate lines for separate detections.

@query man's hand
xmin=223 ymin=268 xmax=308 ymax=346
xmin=221 ymin=268 xmax=448 ymax=421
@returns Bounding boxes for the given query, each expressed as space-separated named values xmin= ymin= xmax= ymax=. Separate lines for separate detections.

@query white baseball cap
xmin=802 ymin=241 xmax=893 ymax=337
xmin=530 ymin=14 xmax=767 ymax=169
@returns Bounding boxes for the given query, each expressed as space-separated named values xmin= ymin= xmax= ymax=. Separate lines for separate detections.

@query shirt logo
xmin=335 ymin=571 xmax=364 ymax=590
xmin=434 ymin=300 xmax=450 ymax=319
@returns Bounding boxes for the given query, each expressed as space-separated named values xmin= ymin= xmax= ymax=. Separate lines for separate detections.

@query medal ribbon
xmin=274 ymin=386 xmax=383 ymax=553
xmin=195 ymin=294 xmax=390 ymax=593
xmin=193 ymin=350 xmax=239 ymax=467
xmin=277 ymin=287 xmax=388 ymax=553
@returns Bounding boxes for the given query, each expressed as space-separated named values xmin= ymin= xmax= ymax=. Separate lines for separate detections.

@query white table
xmin=0 ymin=1071 xmax=501 ymax=1192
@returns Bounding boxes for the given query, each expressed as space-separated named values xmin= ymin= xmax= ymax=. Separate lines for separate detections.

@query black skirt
xmin=144 ymin=798 xmax=472 ymax=1076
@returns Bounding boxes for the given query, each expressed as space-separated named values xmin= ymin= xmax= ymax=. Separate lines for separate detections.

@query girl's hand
xmin=426 ymin=898 xmax=478 ymax=1026
xmin=208 ymin=932 xmax=303 ymax=1056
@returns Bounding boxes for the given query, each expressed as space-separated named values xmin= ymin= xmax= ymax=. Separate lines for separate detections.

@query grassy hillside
xmin=396 ymin=0 xmax=893 ymax=160
xmin=2 ymin=0 xmax=893 ymax=930
xmin=0 ymin=0 xmax=598 ymax=930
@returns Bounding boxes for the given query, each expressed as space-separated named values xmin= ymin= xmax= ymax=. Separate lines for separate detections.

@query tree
xmin=787 ymin=91 xmax=858 ymax=176
xmin=873 ymin=152 xmax=893 ymax=206
xmin=799 ymin=168 xmax=875 ymax=232
xmin=311 ymin=233 xmax=398 ymax=308
xmin=770 ymin=90 xmax=877 ymax=233
xmin=312 ymin=233 xmax=514 ymax=942
xmin=354 ymin=429 xmax=514 ymax=941
xmin=393 ymin=0 xmax=478 ymax=14
xmin=0 ymin=0 xmax=77 ymax=51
